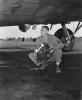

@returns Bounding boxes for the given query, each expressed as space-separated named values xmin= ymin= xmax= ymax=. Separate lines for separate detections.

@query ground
xmin=0 ymin=38 xmax=81 ymax=100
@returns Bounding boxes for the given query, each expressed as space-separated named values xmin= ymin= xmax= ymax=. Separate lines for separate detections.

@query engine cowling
xmin=19 ymin=24 xmax=31 ymax=32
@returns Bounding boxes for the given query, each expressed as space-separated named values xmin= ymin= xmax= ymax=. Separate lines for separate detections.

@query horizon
xmin=0 ymin=21 xmax=82 ymax=39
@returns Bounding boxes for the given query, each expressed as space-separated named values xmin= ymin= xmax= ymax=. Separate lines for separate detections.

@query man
xmin=29 ymin=26 xmax=64 ymax=73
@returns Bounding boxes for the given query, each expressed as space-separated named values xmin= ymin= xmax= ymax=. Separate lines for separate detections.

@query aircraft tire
xmin=54 ymin=28 xmax=75 ymax=51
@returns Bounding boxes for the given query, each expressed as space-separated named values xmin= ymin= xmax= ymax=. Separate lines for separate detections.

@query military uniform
xmin=29 ymin=34 xmax=64 ymax=66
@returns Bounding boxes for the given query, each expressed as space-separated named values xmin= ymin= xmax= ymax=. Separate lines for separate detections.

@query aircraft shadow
xmin=0 ymin=50 xmax=81 ymax=100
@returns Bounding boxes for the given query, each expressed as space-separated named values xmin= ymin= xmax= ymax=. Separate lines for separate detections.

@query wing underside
xmin=0 ymin=0 xmax=82 ymax=26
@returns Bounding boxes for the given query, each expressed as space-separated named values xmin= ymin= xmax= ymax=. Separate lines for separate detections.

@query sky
xmin=0 ymin=21 xmax=82 ymax=39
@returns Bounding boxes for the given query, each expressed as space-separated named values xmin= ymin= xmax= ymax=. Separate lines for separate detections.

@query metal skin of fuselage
xmin=0 ymin=0 xmax=82 ymax=26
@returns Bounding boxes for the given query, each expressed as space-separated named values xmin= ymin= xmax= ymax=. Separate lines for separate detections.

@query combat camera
xmin=35 ymin=43 xmax=54 ymax=65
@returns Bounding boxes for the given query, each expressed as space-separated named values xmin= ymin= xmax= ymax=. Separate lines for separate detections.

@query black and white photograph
xmin=0 ymin=0 xmax=81 ymax=100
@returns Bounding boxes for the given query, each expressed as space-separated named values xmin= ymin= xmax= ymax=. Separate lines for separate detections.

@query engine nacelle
xmin=19 ymin=24 xmax=31 ymax=32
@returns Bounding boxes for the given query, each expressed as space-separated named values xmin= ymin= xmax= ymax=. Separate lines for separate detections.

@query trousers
xmin=28 ymin=48 xmax=62 ymax=65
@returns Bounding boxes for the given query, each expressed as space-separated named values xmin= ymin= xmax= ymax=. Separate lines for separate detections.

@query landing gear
xmin=55 ymin=24 xmax=75 ymax=51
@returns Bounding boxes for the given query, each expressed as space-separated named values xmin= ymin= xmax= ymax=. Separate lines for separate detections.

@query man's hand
xmin=50 ymin=48 xmax=54 ymax=53
xmin=34 ymin=49 xmax=37 ymax=59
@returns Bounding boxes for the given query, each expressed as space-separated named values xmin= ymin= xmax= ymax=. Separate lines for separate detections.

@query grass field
xmin=0 ymin=40 xmax=36 ymax=51
xmin=0 ymin=50 xmax=81 ymax=100
xmin=0 ymin=37 xmax=82 ymax=52
xmin=0 ymin=38 xmax=81 ymax=100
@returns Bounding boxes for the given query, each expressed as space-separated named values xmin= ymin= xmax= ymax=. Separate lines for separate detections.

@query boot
xmin=56 ymin=64 xmax=61 ymax=73
xmin=39 ymin=61 xmax=48 ymax=70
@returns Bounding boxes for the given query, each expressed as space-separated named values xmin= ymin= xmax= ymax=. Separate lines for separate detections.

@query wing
xmin=0 ymin=0 xmax=82 ymax=26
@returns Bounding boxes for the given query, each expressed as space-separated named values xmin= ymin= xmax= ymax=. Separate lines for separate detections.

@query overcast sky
xmin=0 ymin=21 xmax=82 ymax=39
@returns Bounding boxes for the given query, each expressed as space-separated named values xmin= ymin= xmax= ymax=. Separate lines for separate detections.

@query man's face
xmin=41 ymin=27 xmax=49 ymax=37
